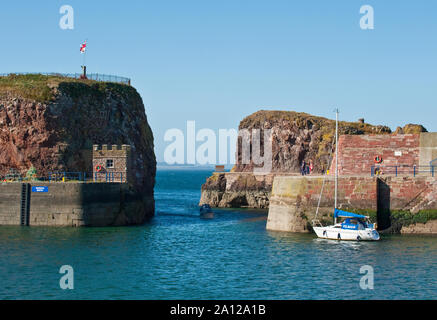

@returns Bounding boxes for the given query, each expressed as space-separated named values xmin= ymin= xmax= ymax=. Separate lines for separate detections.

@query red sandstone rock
xmin=234 ymin=110 xmax=393 ymax=174
xmin=0 ymin=75 xmax=156 ymax=222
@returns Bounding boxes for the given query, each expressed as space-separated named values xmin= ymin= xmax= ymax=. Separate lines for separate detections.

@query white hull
xmin=312 ymin=111 xmax=380 ymax=242
xmin=313 ymin=226 xmax=380 ymax=241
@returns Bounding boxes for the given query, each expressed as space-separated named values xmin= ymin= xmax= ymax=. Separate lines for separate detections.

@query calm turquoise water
xmin=0 ymin=169 xmax=436 ymax=300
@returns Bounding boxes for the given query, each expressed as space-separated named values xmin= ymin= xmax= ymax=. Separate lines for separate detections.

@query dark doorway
xmin=377 ymin=178 xmax=391 ymax=230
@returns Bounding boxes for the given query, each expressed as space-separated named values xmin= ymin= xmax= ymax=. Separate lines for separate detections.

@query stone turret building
xmin=92 ymin=144 xmax=132 ymax=183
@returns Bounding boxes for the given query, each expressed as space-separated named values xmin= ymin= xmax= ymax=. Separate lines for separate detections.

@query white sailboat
xmin=312 ymin=109 xmax=380 ymax=241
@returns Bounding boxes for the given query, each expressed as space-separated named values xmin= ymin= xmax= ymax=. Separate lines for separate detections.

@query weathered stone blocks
xmin=267 ymin=176 xmax=378 ymax=232
xmin=0 ymin=182 xmax=151 ymax=227
xmin=267 ymin=175 xmax=437 ymax=233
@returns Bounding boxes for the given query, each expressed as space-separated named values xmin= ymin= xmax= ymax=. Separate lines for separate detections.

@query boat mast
xmin=334 ymin=108 xmax=339 ymax=224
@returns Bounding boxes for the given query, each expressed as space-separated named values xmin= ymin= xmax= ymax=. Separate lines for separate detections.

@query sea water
xmin=0 ymin=169 xmax=436 ymax=300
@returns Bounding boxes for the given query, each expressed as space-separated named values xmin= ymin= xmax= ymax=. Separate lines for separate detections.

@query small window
xmin=106 ymin=159 xmax=114 ymax=168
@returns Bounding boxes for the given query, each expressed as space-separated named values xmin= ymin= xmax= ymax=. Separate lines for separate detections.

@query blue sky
xmin=1 ymin=1 xmax=436 ymax=162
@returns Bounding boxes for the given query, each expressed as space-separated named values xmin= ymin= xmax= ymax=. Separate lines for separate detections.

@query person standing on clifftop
xmin=309 ymin=161 xmax=313 ymax=174
xmin=301 ymin=161 xmax=306 ymax=176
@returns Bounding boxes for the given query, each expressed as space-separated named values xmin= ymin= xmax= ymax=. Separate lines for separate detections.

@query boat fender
xmin=357 ymin=236 xmax=361 ymax=241
xmin=337 ymin=233 xmax=341 ymax=240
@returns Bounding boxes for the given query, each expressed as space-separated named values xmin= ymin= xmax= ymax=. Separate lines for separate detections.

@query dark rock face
xmin=200 ymin=173 xmax=273 ymax=209
xmin=0 ymin=77 xmax=156 ymax=223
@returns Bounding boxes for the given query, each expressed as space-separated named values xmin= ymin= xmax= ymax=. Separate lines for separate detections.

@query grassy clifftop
xmin=240 ymin=110 xmax=427 ymax=135
xmin=240 ymin=110 xmax=395 ymax=134
xmin=0 ymin=74 xmax=134 ymax=103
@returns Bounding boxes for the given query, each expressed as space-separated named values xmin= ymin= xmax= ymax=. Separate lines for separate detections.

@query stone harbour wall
xmin=329 ymin=133 xmax=437 ymax=176
xmin=267 ymin=175 xmax=437 ymax=234
xmin=0 ymin=182 xmax=153 ymax=227
xmin=266 ymin=176 xmax=378 ymax=233
xmin=378 ymin=176 xmax=437 ymax=212
xmin=329 ymin=134 xmax=420 ymax=176
xmin=0 ymin=183 xmax=21 ymax=225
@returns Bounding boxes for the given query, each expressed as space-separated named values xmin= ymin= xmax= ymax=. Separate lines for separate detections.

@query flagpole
xmin=80 ymin=39 xmax=87 ymax=79
xmin=85 ymin=39 xmax=87 ymax=69
xmin=84 ymin=39 xmax=87 ymax=68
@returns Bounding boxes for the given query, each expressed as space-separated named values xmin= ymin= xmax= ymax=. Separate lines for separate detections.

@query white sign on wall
xmin=394 ymin=151 xmax=402 ymax=157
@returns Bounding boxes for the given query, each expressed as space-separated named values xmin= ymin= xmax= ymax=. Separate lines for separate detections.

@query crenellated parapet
xmin=92 ymin=144 xmax=132 ymax=183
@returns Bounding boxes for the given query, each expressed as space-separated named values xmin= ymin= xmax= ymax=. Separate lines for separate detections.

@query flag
xmin=80 ymin=41 xmax=87 ymax=53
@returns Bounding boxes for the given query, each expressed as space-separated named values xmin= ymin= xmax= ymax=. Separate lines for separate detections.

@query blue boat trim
xmin=334 ymin=209 xmax=366 ymax=219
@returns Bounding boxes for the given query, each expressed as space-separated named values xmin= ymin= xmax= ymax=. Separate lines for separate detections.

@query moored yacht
xmin=313 ymin=209 xmax=380 ymax=241
xmin=312 ymin=109 xmax=380 ymax=241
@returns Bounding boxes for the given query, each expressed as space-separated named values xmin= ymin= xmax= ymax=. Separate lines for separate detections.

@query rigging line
xmin=314 ymin=137 xmax=336 ymax=220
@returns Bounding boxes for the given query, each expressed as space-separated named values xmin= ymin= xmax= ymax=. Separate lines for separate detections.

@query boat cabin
xmin=341 ymin=218 xmax=366 ymax=230
xmin=335 ymin=209 xmax=375 ymax=230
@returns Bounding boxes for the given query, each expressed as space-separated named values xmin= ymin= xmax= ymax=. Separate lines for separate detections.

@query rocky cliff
xmin=200 ymin=173 xmax=273 ymax=209
xmin=234 ymin=110 xmax=422 ymax=173
xmin=0 ymin=74 xmax=156 ymax=223
xmin=201 ymin=110 xmax=424 ymax=209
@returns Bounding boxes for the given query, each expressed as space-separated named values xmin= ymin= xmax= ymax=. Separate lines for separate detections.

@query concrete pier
xmin=0 ymin=182 xmax=153 ymax=227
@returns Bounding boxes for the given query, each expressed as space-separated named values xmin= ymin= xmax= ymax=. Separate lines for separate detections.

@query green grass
xmin=0 ymin=73 xmax=134 ymax=103
xmin=339 ymin=208 xmax=437 ymax=226
xmin=239 ymin=110 xmax=393 ymax=135
xmin=0 ymin=74 xmax=55 ymax=102
xmin=343 ymin=208 xmax=437 ymax=229
xmin=390 ymin=209 xmax=437 ymax=226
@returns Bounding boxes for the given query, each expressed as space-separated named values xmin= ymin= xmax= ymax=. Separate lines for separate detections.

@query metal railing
xmin=371 ymin=165 xmax=435 ymax=177
xmin=1 ymin=172 xmax=127 ymax=183
xmin=48 ymin=172 xmax=88 ymax=182
xmin=49 ymin=171 xmax=127 ymax=183
xmin=93 ymin=172 xmax=126 ymax=183
xmin=0 ymin=72 xmax=131 ymax=85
